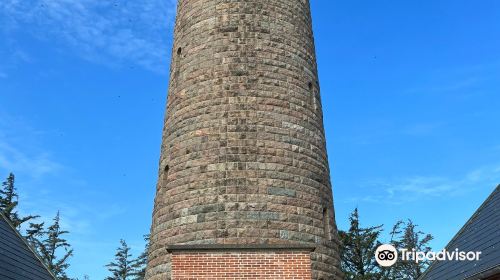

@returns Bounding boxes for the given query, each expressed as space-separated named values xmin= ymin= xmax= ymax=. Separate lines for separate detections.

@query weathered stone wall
xmin=146 ymin=0 xmax=342 ymax=279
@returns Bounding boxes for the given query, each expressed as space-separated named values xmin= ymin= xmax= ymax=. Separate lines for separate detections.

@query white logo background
xmin=375 ymin=244 xmax=398 ymax=267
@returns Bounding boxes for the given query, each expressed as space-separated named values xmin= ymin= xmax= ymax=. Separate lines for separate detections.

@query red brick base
xmin=171 ymin=251 xmax=312 ymax=280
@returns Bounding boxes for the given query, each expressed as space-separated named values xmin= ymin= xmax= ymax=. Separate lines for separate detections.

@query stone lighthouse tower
xmin=146 ymin=0 xmax=341 ymax=279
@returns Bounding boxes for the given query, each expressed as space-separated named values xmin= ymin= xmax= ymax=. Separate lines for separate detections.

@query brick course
xmin=146 ymin=0 xmax=342 ymax=279
xmin=172 ymin=252 xmax=312 ymax=280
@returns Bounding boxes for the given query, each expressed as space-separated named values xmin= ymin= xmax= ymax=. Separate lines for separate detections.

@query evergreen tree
xmin=389 ymin=220 xmax=433 ymax=279
xmin=0 ymin=173 xmax=38 ymax=228
xmin=339 ymin=208 xmax=384 ymax=280
xmin=35 ymin=212 xmax=74 ymax=280
xmin=130 ymin=235 xmax=149 ymax=280
xmin=0 ymin=173 xmax=16 ymax=215
xmin=0 ymin=174 xmax=73 ymax=279
xmin=25 ymin=221 xmax=45 ymax=249
xmin=105 ymin=239 xmax=137 ymax=280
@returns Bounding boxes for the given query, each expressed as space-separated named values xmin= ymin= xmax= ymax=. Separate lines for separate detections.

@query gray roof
xmin=420 ymin=185 xmax=500 ymax=280
xmin=0 ymin=212 xmax=55 ymax=280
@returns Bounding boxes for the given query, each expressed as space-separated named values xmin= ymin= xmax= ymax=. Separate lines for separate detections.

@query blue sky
xmin=0 ymin=0 xmax=499 ymax=279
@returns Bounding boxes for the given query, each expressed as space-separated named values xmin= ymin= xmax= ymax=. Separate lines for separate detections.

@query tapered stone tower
xmin=146 ymin=1 xmax=341 ymax=279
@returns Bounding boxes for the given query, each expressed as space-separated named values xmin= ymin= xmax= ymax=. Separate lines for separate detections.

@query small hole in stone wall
xmin=323 ymin=207 xmax=331 ymax=240
xmin=308 ymin=82 xmax=313 ymax=91
xmin=164 ymin=165 xmax=170 ymax=181
xmin=159 ymin=165 xmax=169 ymax=191
xmin=177 ymin=47 xmax=182 ymax=56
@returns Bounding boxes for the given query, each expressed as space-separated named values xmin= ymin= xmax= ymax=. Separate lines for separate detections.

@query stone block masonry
xmin=145 ymin=0 xmax=343 ymax=279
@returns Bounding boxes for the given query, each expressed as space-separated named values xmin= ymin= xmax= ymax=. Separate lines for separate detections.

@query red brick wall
xmin=171 ymin=251 xmax=312 ymax=280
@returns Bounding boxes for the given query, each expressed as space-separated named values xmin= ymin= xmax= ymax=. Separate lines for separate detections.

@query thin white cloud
xmin=0 ymin=46 xmax=33 ymax=78
xmin=24 ymin=207 xmax=92 ymax=236
xmin=0 ymin=141 xmax=62 ymax=178
xmin=0 ymin=113 xmax=63 ymax=178
xmin=0 ymin=0 xmax=177 ymax=73
xmin=0 ymin=110 xmax=128 ymax=232
xmin=349 ymin=164 xmax=500 ymax=204
xmin=404 ymin=59 xmax=500 ymax=98
xmin=405 ymin=77 xmax=482 ymax=96
xmin=402 ymin=122 xmax=446 ymax=136
xmin=429 ymin=77 xmax=483 ymax=93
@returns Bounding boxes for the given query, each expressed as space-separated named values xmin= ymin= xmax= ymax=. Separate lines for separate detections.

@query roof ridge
xmin=0 ymin=211 xmax=57 ymax=279
xmin=418 ymin=184 xmax=499 ymax=279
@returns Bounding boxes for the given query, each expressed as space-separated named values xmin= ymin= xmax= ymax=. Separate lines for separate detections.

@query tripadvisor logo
xmin=375 ymin=244 xmax=398 ymax=267
xmin=375 ymin=244 xmax=482 ymax=267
